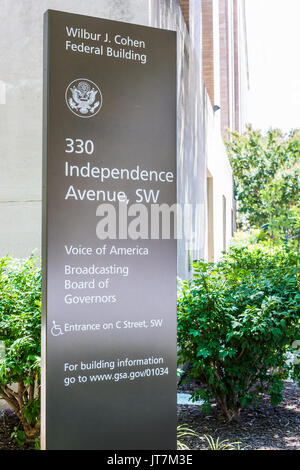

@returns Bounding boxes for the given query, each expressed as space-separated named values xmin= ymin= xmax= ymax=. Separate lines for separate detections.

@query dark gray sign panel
xmin=42 ymin=10 xmax=177 ymax=450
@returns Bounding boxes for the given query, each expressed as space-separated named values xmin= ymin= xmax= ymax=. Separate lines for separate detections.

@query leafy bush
xmin=0 ymin=255 xmax=41 ymax=441
xmin=177 ymin=245 xmax=300 ymax=421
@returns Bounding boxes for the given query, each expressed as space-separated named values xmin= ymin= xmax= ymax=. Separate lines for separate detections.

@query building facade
xmin=0 ymin=0 xmax=248 ymax=279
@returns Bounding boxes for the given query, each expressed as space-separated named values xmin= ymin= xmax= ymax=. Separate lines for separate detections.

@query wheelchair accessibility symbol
xmin=51 ymin=321 xmax=64 ymax=337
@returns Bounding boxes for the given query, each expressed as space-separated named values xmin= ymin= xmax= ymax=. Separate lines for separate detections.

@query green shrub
xmin=177 ymin=245 xmax=300 ymax=421
xmin=0 ymin=255 xmax=41 ymax=441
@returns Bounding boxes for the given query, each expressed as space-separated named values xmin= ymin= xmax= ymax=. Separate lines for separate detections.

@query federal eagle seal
xmin=65 ymin=78 xmax=102 ymax=118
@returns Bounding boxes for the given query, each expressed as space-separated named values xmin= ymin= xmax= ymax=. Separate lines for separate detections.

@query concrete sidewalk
xmin=177 ymin=393 xmax=204 ymax=406
xmin=0 ymin=394 xmax=204 ymax=415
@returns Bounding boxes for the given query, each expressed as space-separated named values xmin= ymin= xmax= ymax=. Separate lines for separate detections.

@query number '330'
xmin=65 ymin=138 xmax=94 ymax=155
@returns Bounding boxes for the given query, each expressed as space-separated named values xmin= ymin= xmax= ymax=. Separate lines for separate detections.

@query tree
xmin=225 ymin=126 xmax=300 ymax=238
xmin=0 ymin=255 xmax=41 ymax=442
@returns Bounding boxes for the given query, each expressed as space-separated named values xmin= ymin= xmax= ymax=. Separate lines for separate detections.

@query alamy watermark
xmin=94 ymin=202 xmax=204 ymax=242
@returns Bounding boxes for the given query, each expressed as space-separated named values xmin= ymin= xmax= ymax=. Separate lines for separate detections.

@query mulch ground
xmin=0 ymin=409 xmax=34 ymax=451
xmin=177 ymin=381 xmax=300 ymax=450
xmin=0 ymin=382 xmax=299 ymax=450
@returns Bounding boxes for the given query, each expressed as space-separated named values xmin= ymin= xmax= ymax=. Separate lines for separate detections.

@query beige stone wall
xmin=205 ymin=92 xmax=233 ymax=260
xmin=219 ymin=0 xmax=231 ymax=137
xmin=218 ymin=0 xmax=249 ymax=137
xmin=0 ymin=0 xmax=246 ymax=276
xmin=179 ymin=0 xmax=189 ymax=29
xmin=0 ymin=0 xmax=149 ymax=259
xmin=202 ymin=0 xmax=215 ymax=106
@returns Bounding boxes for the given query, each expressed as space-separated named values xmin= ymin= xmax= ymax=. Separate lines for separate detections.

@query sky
xmin=245 ymin=0 xmax=300 ymax=133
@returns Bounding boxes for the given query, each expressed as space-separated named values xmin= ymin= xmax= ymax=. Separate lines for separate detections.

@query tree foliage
xmin=225 ymin=126 xmax=300 ymax=241
xmin=0 ymin=255 xmax=41 ymax=441
xmin=177 ymin=245 xmax=300 ymax=421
